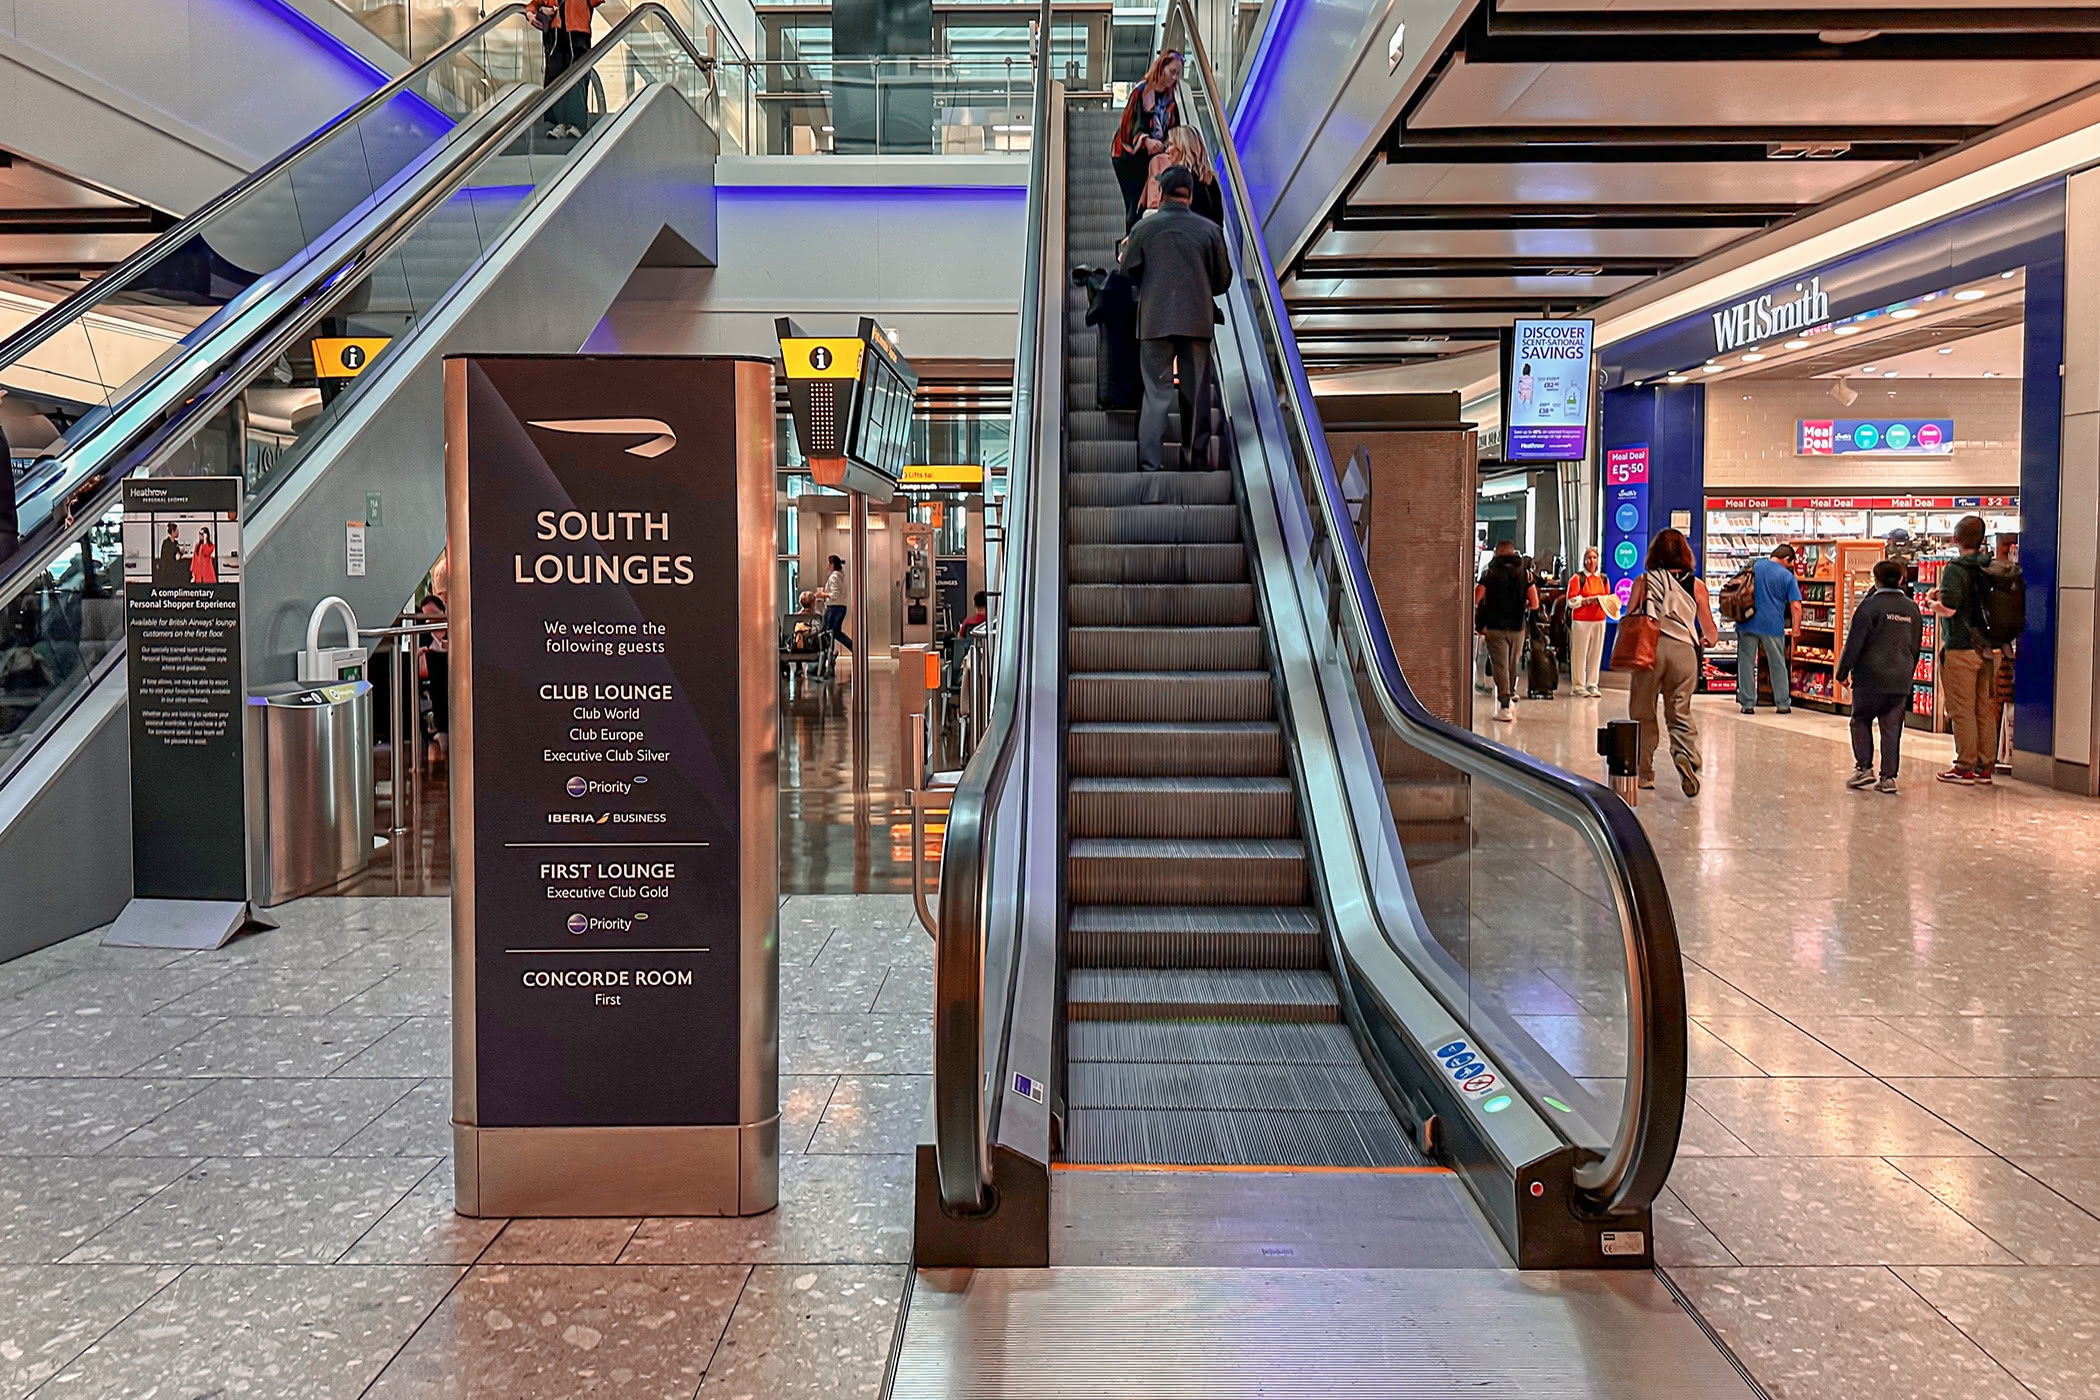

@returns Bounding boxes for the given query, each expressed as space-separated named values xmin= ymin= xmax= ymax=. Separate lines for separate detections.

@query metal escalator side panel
xmin=1160 ymin=0 xmax=1688 ymax=1260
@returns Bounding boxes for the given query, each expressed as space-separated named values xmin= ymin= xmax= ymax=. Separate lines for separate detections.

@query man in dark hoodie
xmin=1835 ymin=558 xmax=1923 ymax=794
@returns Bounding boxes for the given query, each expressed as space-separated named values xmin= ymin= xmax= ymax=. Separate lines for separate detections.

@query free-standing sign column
xmin=104 ymin=476 xmax=253 ymax=951
xmin=445 ymin=354 xmax=778 ymax=1218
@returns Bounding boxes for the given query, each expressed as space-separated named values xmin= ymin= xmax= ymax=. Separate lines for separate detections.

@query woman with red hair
xmin=1111 ymin=50 xmax=1183 ymax=229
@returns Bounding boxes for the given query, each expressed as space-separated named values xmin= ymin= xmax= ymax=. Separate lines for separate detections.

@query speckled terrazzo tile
xmin=338 ymin=1164 xmax=503 ymax=1266
xmin=44 ymin=1262 xmax=459 ymax=1398
xmin=4 ymin=965 xmax=234 ymax=1019
xmin=1653 ymin=1187 xmax=1737 ymax=1268
xmin=1875 ymin=1016 xmax=2100 ymax=1078
xmin=480 ymin=1218 xmax=642 ymax=1265
xmin=621 ymin=1153 xmax=913 ymax=1265
xmin=63 ymin=1155 xmax=434 ymax=1264
xmin=782 ymin=959 xmax=889 ymax=1014
xmin=0 ymin=1078 xmax=209 ymax=1155
xmin=695 ymin=1265 xmax=905 ymax=1400
xmin=779 ymin=1014 xmax=931 ymax=1075
xmin=1663 ymin=1094 xmax=1757 ymax=1159
xmin=0 ymin=1014 xmax=221 ymax=1077
xmin=781 ymin=1075 xmax=837 ymax=1154
xmin=1696 ymin=1013 xmax=1866 ymax=1077
xmin=331 ymin=966 xmax=451 ymax=1018
xmin=131 ymin=1016 xmax=401 ymax=1078
xmin=1894 ymin=1078 xmax=2100 ymax=1161
xmin=0 ymin=1156 xmax=196 ymax=1264
xmin=330 ymin=1017 xmax=450 ymax=1078
xmin=101 ymin=1076 xmax=417 ymax=1157
xmin=1669 ymin=1157 xmax=2017 ymax=1267
xmin=1789 ymin=1016 xmax=1969 ymax=1079
xmin=1667 ymin=1266 xmax=2038 ymax=1400
xmin=2023 ymin=1159 xmax=2100 ymax=1218
xmin=364 ymin=1263 xmax=744 ymax=1398
xmin=152 ymin=965 xmax=388 ymax=1018
xmin=808 ymin=1075 xmax=928 ymax=1155
xmin=1888 ymin=1157 xmax=2100 ymax=1265
xmin=207 ymin=921 xmax=399 ymax=969
xmin=0 ymin=1262 xmax=181 ymax=1396
xmin=1898 ymin=1266 xmax=2100 ymax=1400
xmin=336 ymin=1079 xmax=453 ymax=1157
xmin=1688 ymin=1077 xmax=1985 ymax=1157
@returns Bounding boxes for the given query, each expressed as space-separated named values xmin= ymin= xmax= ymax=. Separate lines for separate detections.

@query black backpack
xmin=1968 ymin=557 xmax=2027 ymax=647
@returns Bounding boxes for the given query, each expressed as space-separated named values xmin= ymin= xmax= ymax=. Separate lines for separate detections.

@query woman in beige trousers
xmin=1625 ymin=528 xmax=1719 ymax=796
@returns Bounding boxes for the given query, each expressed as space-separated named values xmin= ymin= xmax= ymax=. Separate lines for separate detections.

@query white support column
xmin=2052 ymin=170 xmax=2100 ymax=794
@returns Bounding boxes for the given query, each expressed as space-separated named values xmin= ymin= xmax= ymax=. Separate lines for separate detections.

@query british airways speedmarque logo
xmin=528 ymin=418 xmax=679 ymax=458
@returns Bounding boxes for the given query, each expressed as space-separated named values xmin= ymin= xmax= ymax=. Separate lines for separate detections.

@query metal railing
xmin=1162 ymin=0 xmax=1686 ymax=1216
xmin=929 ymin=0 xmax=1060 ymax=1213
xmin=717 ymin=55 xmax=1038 ymax=155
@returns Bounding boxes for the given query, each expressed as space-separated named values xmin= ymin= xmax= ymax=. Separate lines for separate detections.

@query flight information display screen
xmin=848 ymin=337 xmax=916 ymax=483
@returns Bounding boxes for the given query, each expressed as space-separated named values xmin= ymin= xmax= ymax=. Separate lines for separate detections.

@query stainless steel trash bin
xmin=245 ymin=680 xmax=375 ymax=905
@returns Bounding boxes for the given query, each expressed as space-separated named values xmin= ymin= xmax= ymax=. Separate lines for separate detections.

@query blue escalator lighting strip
xmin=717 ymin=183 xmax=1028 ymax=196
xmin=243 ymin=0 xmax=455 ymax=131
xmin=1227 ymin=0 xmax=1299 ymax=140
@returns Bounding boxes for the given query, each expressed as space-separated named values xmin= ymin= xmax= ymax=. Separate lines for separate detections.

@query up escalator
xmin=900 ymin=3 xmax=1761 ymax=1393
xmin=0 ymin=5 xmax=725 ymax=903
xmin=1060 ymin=105 xmax=1418 ymax=1169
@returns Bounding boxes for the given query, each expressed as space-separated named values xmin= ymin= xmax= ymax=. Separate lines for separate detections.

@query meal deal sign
xmin=1797 ymin=418 xmax=1954 ymax=456
xmin=1507 ymin=318 xmax=1594 ymax=462
xmin=1603 ymin=445 xmax=1650 ymax=609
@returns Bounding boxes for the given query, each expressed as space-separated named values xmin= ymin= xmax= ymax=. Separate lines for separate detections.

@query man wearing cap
xmin=1119 ymin=164 xmax=1231 ymax=471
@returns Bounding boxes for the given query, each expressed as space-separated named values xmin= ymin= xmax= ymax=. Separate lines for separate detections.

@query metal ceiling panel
xmin=1306 ymin=225 xmax=1746 ymax=262
xmin=1287 ymin=273 xmax=1645 ymax=301
xmin=1411 ymin=54 xmax=2100 ymax=129
xmin=1293 ymin=311 xmax=1525 ymax=331
xmin=0 ymin=162 xmax=131 ymax=212
xmin=1350 ymin=158 xmax=1900 ymax=207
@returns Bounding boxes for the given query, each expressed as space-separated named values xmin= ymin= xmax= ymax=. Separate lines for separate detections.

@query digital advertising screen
xmin=1506 ymin=318 xmax=1595 ymax=462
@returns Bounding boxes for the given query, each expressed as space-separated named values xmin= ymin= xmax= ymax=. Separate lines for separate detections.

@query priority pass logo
xmin=1436 ymin=1040 xmax=1499 ymax=1098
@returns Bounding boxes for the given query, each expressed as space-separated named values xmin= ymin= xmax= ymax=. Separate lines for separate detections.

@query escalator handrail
xmin=0 ymin=3 xmax=534 ymax=377
xmin=1164 ymin=0 xmax=1686 ymax=1218
xmin=930 ymin=0 xmax=1058 ymax=1213
xmin=0 ymin=1 xmax=721 ymax=608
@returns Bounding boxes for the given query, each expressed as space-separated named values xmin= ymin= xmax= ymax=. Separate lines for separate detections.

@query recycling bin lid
xmin=247 ymin=680 xmax=373 ymax=708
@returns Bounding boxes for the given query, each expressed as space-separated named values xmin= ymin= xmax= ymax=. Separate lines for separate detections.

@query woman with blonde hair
xmin=1111 ymin=49 xmax=1183 ymax=228
xmin=1142 ymin=125 xmax=1222 ymax=224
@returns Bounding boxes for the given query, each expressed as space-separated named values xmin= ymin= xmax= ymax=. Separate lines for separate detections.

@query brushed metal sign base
xmin=454 ymin=1119 xmax=780 ymax=1218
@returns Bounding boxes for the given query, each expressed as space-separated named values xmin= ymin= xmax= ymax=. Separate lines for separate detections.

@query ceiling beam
xmin=1381 ymin=134 xmax=1955 ymax=163
xmin=0 ymin=208 xmax=175 ymax=236
xmin=1298 ymin=255 xmax=1684 ymax=278
xmin=1334 ymin=205 xmax=1790 ymax=230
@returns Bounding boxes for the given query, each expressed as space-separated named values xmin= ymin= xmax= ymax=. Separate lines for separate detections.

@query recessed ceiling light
xmin=1890 ymin=307 xmax=1921 ymax=320
xmin=1938 ymin=346 xmax=1955 ymax=354
xmin=1954 ymin=289 xmax=1987 ymax=302
xmin=1983 ymin=371 xmax=1998 ymax=378
xmin=1702 ymin=363 xmax=1727 ymax=374
xmin=1741 ymin=352 xmax=1765 ymax=363
xmin=1666 ymin=374 xmax=1689 ymax=384
xmin=1884 ymin=370 xmax=1899 ymax=377
xmin=1861 ymin=366 xmax=1878 ymax=373
xmin=1834 ymin=325 xmax=1861 ymax=337
xmin=2002 ymin=270 xmax=2017 ymax=279
xmin=1784 ymin=339 xmax=1809 ymax=350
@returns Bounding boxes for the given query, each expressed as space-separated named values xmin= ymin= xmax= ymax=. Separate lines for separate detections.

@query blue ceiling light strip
xmin=244 ymin=0 xmax=395 ymax=87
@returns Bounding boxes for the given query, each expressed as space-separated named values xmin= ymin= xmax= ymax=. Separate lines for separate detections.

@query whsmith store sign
xmin=1710 ymin=276 xmax=1831 ymax=354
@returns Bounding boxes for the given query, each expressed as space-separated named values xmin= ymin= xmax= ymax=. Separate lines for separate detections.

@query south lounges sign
xmin=444 ymin=354 xmax=779 ymax=1218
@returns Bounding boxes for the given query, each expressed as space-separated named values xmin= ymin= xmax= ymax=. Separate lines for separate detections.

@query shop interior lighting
xmin=1884 ymin=370 xmax=1900 ymax=377
xmin=1938 ymin=346 xmax=1955 ymax=354
xmin=1785 ymin=339 xmax=1809 ymax=350
xmin=1740 ymin=352 xmax=1765 ymax=362
xmin=1861 ymin=365 xmax=1878 ymax=373
xmin=1954 ymin=289 xmax=1987 ymax=301
xmin=1665 ymin=374 xmax=1689 ymax=384
xmin=1984 ymin=371 xmax=1998 ymax=377
xmin=1834 ymin=325 xmax=1861 ymax=336
xmin=2003 ymin=270 xmax=2018 ymax=279
xmin=1890 ymin=307 xmax=1921 ymax=320
xmin=1702 ymin=363 xmax=1727 ymax=374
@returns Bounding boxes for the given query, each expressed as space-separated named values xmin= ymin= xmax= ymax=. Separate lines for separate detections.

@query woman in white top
xmin=1624 ymin=528 xmax=1718 ymax=796
xmin=820 ymin=554 xmax=854 ymax=680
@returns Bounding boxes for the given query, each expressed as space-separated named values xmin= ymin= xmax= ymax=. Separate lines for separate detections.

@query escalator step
xmin=1063 ymin=1107 xmax=1421 ymax=1167
xmin=1067 ymin=967 xmax=1337 ymax=1021
xmin=1069 ymin=777 xmax=1296 ymax=840
xmin=1069 ymin=836 xmax=1309 ymax=906
xmin=1068 ymin=721 xmax=1283 ymax=776
xmin=1068 ymin=626 xmax=1263 ymax=672
xmin=1069 ymin=583 xmax=1255 ymax=626
xmin=1069 ymin=505 xmax=1241 ymax=544
xmin=1068 ymin=1059 xmax=1388 ymax=1113
xmin=1069 ymin=670 xmax=1273 ymax=723
xmin=1067 ymin=471 xmax=1228 ymax=508
xmin=1068 ymin=541 xmax=1246 ymax=583
xmin=1069 ymin=1019 xmax=1361 ymax=1064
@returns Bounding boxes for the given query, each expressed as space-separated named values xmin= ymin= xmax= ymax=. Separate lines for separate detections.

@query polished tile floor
xmin=0 ymin=892 xmax=928 ymax=1398
xmin=1483 ymin=683 xmax=2100 ymax=1400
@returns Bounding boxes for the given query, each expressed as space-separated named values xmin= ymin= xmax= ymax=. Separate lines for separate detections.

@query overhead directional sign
xmin=779 ymin=337 xmax=865 ymax=381
xmin=899 ymin=464 xmax=984 ymax=488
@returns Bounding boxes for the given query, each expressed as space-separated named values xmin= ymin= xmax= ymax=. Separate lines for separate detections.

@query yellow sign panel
xmin=780 ymin=337 xmax=866 ymax=380
xmin=312 ymin=336 xmax=390 ymax=379
xmin=900 ymin=464 xmax=984 ymax=487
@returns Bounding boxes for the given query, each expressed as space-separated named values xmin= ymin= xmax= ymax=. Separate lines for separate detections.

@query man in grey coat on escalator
xmin=1119 ymin=165 xmax=1231 ymax=471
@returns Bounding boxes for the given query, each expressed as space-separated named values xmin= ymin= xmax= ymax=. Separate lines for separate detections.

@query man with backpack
xmin=1932 ymin=514 xmax=2022 ymax=785
xmin=1732 ymin=542 xmax=1803 ymax=715
xmin=1836 ymin=558 xmax=1923 ymax=794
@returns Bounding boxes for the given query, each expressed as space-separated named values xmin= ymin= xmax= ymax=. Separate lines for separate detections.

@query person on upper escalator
xmin=530 ymin=0 xmax=602 ymax=140
xmin=1141 ymin=127 xmax=1222 ymax=226
xmin=1120 ymin=165 xmax=1230 ymax=474
xmin=1111 ymin=50 xmax=1182 ymax=230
